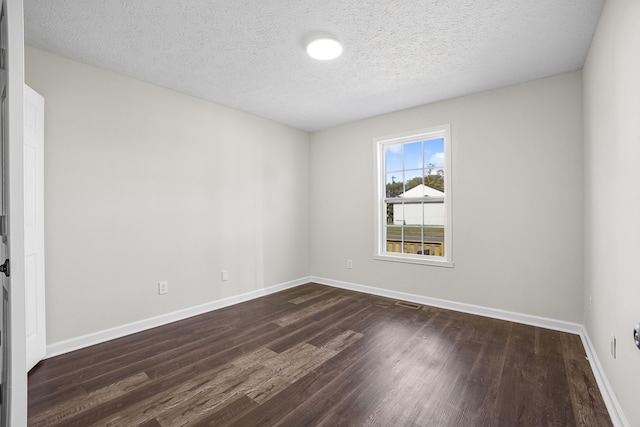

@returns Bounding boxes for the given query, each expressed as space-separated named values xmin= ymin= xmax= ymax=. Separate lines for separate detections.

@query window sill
xmin=373 ymin=253 xmax=454 ymax=268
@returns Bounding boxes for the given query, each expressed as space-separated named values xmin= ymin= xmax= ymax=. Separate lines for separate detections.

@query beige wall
xmin=26 ymin=46 xmax=586 ymax=348
xmin=584 ymin=0 xmax=640 ymax=425
xmin=310 ymin=72 xmax=584 ymax=323
xmin=25 ymin=47 xmax=310 ymax=343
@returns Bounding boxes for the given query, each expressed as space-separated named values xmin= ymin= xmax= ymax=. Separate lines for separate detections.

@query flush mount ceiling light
xmin=306 ymin=37 xmax=343 ymax=60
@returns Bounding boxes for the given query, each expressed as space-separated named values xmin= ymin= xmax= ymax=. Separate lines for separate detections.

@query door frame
xmin=2 ymin=0 xmax=26 ymax=425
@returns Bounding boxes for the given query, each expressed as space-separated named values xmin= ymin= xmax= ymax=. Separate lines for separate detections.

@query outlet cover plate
xmin=158 ymin=281 xmax=169 ymax=295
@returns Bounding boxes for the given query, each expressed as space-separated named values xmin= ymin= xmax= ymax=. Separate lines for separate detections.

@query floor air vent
xmin=395 ymin=301 xmax=422 ymax=309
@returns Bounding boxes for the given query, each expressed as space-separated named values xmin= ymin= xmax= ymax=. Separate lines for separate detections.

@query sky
xmin=385 ymin=137 xmax=444 ymax=186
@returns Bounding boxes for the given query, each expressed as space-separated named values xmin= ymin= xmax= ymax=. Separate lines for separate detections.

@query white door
xmin=24 ymin=85 xmax=45 ymax=371
xmin=0 ymin=0 xmax=29 ymax=424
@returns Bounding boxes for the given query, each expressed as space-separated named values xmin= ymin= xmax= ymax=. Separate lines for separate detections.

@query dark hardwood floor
xmin=28 ymin=283 xmax=612 ymax=426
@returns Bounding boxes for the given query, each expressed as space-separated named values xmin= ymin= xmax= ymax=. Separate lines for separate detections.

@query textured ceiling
xmin=24 ymin=0 xmax=605 ymax=132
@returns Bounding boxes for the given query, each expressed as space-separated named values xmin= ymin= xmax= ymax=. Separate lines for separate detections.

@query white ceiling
xmin=24 ymin=0 xmax=605 ymax=132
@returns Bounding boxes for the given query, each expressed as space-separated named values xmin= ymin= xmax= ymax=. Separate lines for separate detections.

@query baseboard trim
xmin=46 ymin=276 xmax=311 ymax=358
xmin=311 ymin=275 xmax=627 ymax=426
xmin=311 ymin=276 xmax=582 ymax=334
xmin=579 ymin=329 xmax=629 ymax=427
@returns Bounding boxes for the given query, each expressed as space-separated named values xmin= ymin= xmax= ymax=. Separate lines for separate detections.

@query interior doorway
xmin=0 ymin=1 xmax=8 ymax=422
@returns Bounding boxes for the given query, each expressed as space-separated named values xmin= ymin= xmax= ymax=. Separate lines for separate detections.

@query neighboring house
xmin=393 ymin=184 xmax=445 ymax=226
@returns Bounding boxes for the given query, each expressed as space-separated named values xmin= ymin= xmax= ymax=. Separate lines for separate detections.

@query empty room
xmin=1 ymin=0 xmax=638 ymax=425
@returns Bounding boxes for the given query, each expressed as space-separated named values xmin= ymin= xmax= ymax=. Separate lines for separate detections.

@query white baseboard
xmin=311 ymin=276 xmax=582 ymax=334
xmin=579 ymin=330 xmax=629 ymax=427
xmin=311 ymin=275 xmax=627 ymax=427
xmin=46 ymin=276 xmax=311 ymax=358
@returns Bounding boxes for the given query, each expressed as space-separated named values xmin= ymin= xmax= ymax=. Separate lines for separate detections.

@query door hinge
xmin=0 ymin=215 xmax=6 ymax=240
xmin=0 ymin=259 xmax=8 ymax=277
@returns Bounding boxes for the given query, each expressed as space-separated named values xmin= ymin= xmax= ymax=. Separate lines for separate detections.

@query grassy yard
xmin=386 ymin=225 xmax=444 ymax=240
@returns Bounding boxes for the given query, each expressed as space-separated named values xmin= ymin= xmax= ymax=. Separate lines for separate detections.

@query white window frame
xmin=373 ymin=124 xmax=453 ymax=267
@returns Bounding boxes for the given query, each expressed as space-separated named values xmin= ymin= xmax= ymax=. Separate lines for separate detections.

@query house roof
xmin=399 ymin=184 xmax=444 ymax=198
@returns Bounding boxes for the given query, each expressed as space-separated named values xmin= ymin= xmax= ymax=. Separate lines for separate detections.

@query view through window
xmin=375 ymin=125 xmax=452 ymax=266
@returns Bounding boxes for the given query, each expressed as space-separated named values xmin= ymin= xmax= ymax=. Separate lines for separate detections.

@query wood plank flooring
xmin=28 ymin=283 xmax=612 ymax=426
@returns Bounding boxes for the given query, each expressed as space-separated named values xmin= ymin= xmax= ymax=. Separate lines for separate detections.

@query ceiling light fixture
xmin=306 ymin=37 xmax=343 ymax=60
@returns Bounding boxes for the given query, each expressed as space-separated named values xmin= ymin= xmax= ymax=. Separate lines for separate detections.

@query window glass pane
xmin=385 ymin=144 xmax=403 ymax=172
xmin=398 ymin=199 xmax=421 ymax=225
xmin=386 ymin=173 xmax=403 ymax=197
xmin=386 ymin=223 xmax=402 ymax=253
xmin=423 ymin=201 xmax=445 ymax=257
xmin=403 ymin=141 xmax=423 ymax=170
xmin=403 ymin=170 xmax=423 ymax=196
xmin=423 ymin=200 xmax=445 ymax=227
xmin=404 ymin=226 xmax=422 ymax=255
xmin=421 ymin=239 xmax=444 ymax=257
xmin=389 ymin=202 xmax=404 ymax=225
xmin=385 ymin=202 xmax=394 ymax=225
xmin=386 ymin=240 xmax=403 ymax=254
xmin=423 ymin=138 xmax=445 ymax=193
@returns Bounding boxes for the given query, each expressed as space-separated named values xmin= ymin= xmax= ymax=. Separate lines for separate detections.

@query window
xmin=374 ymin=124 xmax=452 ymax=267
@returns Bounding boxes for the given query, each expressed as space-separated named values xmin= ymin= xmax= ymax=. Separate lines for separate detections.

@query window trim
xmin=373 ymin=124 xmax=453 ymax=267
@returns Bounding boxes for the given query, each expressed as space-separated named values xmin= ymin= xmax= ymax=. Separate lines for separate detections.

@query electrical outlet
xmin=347 ymin=259 xmax=353 ymax=269
xmin=221 ymin=271 xmax=229 ymax=282
xmin=158 ymin=281 xmax=168 ymax=295
xmin=611 ymin=334 xmax=617 ymax=359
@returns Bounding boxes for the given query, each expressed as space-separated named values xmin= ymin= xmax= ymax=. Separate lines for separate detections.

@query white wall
xmin=310 ymin=72 xmax=584 ymax=323
xmin=583 ymin=0 xmax=640 ymax=425
xmin=25 ymin=47 xmax=310 ymax=344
